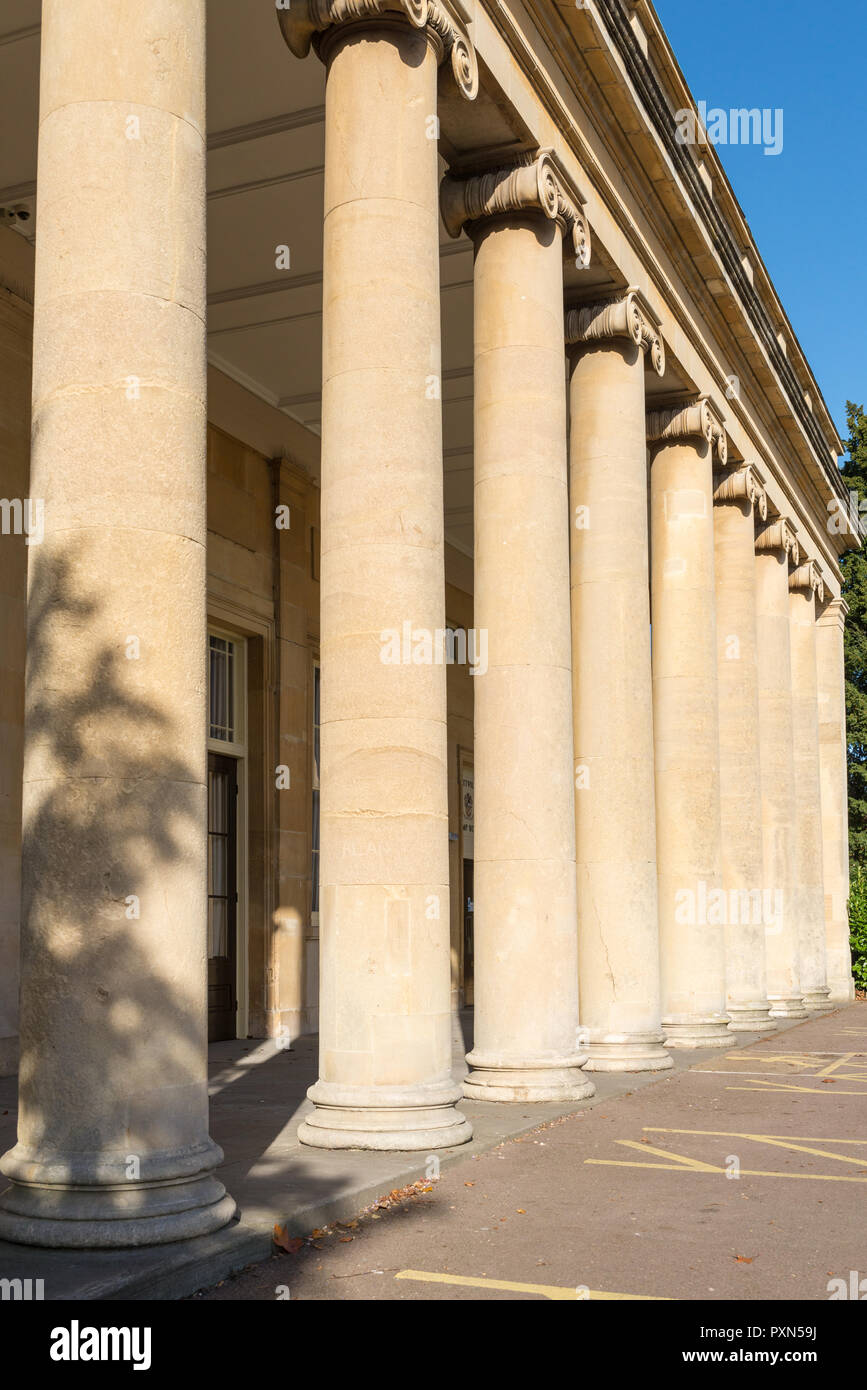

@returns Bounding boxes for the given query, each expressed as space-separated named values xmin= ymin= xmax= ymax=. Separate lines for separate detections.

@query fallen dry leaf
xmin=517 ymin=1209 xmax=526 ymax=1214
xmin=339 ymin=1236 xmax=353 ymax=1244
xmin=273 ymin=1224 xmax=304 ymax=1254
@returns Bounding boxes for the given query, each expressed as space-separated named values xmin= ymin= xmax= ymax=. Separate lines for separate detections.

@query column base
xmin=802 ymin=988 xmax=835 ymax=1013
xmin=0 ymin=1172 xmax=235 ymax=1250
xmin=462 ymin=1051 xmax=595 ymax=1102
xmin=0 ymin=1136 xmax=235 ymax=1249
xmin=826 ymin=986 xmax=855 ymax=1006
xmin=768 ymin=996 xmax=809 ymax=1019
xmin=662 ymin=1016 xmax=731 ymax=1049
xmin=298 ymin=1078 xmax=473 ymax=1151
xmin=582 ymin=1033 xmax=673 ymax=1073
xmin=726 ymin=1003 xmax=776 ymax=1033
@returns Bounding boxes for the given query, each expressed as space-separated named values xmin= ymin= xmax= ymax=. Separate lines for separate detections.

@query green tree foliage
xmin=841 ymin=402 xmax=867 ymax=987
xmin=841 ymin=402 xmax=867 ymax=865
xmin=849 ymin=865 xmax=867 ymax=991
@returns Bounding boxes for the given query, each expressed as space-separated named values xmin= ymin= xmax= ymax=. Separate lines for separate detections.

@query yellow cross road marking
xmin=586 ymin=1129 xmax=867 ymax=1182
xmin=394 ymin=1270 xmax=667 ymax=1300
xmin=606 ymin=1139 xmax=725 ymax=1172
xmin=644 ymin=1128 xmax=867 ymax=1147
xmin=698 ymin=1058 xmax=867 ymax=1081
xmin=726 ymin=1080 xmax=867 ymax=1095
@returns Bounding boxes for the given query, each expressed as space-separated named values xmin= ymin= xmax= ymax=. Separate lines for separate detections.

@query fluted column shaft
xmin=286 ymin=16 xmax=472 ymax=1150
xmin=816 ymin=599 xmax=854 ymax=1003
xmin=713 ymin=470 xmax=774 ymax=1031
xmin=649 ymin=401 xmax=730 ymax=1047
xmin=0 ymin=0 xmax=236 ymax=1246
xmin=755 ymin=523 xmax=806 ymax=1017
xmin=566 ymin=295 xmax=670 ymax=1072
xmin=789 ymin=566 xmax=832 ymax=1011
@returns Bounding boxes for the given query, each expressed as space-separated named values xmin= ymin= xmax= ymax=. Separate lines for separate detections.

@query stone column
xmin=0 ymin=0 xmax=236 ymax=1246
xmin=648 ymin=397 xmax=730 ymax=1047
xmin=280 ymin=1 xmax=477 ymax=1148
xmin=755 ymin=519 xmax=807 ymax=1017
xmin=712 ymin=466 xmax=775 ymax=1031
xmin=816 ymin=599 xmax=854 ymax=1003
xmin=789 ymin=559 xmax=833 ymax=1012
xmin=0 ymin=231 xmax=32 ymax=1080
xmin=440 ymin=152 xmax=595 ymax=1101
xmin=564 ymin=292 xmax=671 ymax=1072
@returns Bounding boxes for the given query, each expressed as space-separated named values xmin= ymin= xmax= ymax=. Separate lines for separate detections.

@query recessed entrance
xmin=208 ymin=751 xmax=238 ymax=1042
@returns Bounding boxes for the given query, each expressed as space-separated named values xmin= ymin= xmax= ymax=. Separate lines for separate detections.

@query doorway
xmin=459 ymin=755 xmax=474 ymax=1006
xmin=208 ymin=751 xmax=238 ymax=1042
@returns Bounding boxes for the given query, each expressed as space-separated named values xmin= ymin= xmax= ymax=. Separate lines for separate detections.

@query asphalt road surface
xmin=196 ymin=1002 xmax=867 ymax=1301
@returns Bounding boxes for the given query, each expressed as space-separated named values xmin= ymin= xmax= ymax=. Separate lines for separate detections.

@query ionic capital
xmin=647 ymin=395 xmax=727 ymax=466
xmin=440 ymin=150 xmax=591 ymax=267
xmin=565 ymin=288 xmax=665 ymax=376
xmin=278 ymin=0 xmax=478 ymax=100
xmin=713 ymin=464 xmax=768 ymax=520
xmin=817 ymin=596 xmax=849 ymax=631
xmin=789 ymin=558 xmax=825 ymax=604
xmin=755 ymin=517 xmax=800 ymax=566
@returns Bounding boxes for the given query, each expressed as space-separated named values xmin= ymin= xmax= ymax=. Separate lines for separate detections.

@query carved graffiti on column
xmin=647 ymin=394 xmax=728 ymax=466
xmin=278 ymin=0 xmax=478 ymax=99
xmin=565 ymin=288 xmax=665 ymax=377
xmin=440 ymin=150 xmax=592 ymax=267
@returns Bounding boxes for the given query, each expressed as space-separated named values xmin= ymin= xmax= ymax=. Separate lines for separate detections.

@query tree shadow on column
xmin=10 ymin=537 xmax=213 ymax=1185
xmin=4 ymin=535 xmax=340 ymax=1243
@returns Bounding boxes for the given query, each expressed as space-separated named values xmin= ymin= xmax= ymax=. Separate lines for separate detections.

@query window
xmin=209 ymin=634 xmax=236 ymax=742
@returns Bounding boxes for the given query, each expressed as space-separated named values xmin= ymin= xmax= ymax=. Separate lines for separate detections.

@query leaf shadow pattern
xmin=0 ymin=536 xmax=235 ymax=1245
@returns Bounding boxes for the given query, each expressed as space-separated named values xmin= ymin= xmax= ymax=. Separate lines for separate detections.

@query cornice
xmin=483 ymin=0 xmax=854 ymax=564
xmin=591 ymin=0 xmax=844 ymax=502
xmin=440 ymin=150 xmax=591 ymax=266
xmin=278 ymin=0 xmax=478 ymax=99
xmin=647 ymin=395 xmax=727 ymax=466
xmin=816 ymin=596 xmax=849 ymax=631
xmin=565 ymin=288 xmax=664 ymax=376
xmin=713 ymin=464 xmax=768 ymax=521
xmin=755 ymin=517 xmax=800 ymax=566
xmin=789 ymin=559 xmax=825 ymax=605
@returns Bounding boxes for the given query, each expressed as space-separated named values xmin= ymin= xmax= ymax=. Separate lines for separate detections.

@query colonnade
xmin=0 ymin=0 xmax=852 ymax=1249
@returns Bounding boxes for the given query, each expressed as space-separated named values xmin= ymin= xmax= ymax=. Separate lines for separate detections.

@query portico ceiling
xmin=0 ymin=1 xmax=654 ymax=560
xmin=0 ymin=0 xmax=817 ymax=563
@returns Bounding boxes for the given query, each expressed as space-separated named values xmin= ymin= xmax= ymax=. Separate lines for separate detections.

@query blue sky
xmin=652 ymin=0 xmax=866 ymax=451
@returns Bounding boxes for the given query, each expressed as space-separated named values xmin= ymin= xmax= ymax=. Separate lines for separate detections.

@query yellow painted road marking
xmin=644 ymin=1128 xmax=867 ymax=1147
xmin=394 ymin=1270 xmax=667 ymax=1300
xmin=816 ymin=1052 xmax=861 ymax=1076
xmin=699 ymin=1067 xmax=867 ymax=1080
xmin=607 ymin=1139 xmax=724 ymax=1172
xmin=586 ymin=1129 xmax=867 ymax=1181
xmin=586 ymin=1160 xmax=867 ymax=1183
xmin=726 ymin=1080 xmax=867 ymax=1095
